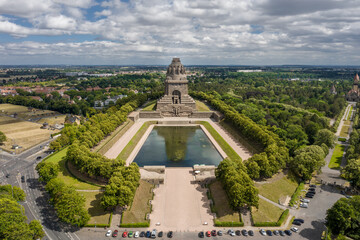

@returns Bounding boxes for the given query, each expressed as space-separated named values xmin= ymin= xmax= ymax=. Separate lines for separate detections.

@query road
xmin=0 ymin=139 xmax=77 ymax=240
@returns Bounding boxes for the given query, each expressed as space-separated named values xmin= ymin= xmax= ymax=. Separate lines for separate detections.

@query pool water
xmin=133 ymin=126 xmax=223 ymax=167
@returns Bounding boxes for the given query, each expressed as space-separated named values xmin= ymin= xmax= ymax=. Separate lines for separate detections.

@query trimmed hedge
xmin=338 ymin=138 xmax=347 ymax=142
xmin=214 ymin=221 xmax=244 ymax=227
xmin=120 ymin=222 xmax=150 ymax=228
xmin=253 ymin=209 xmax=289 ymax=227
xmin=289 ymin=183 xmax=305 ymax=206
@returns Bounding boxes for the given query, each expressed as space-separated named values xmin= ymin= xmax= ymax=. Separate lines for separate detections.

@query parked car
xmin=206 ymin=231 xmax=211 ymax=237
xmin=36 ymin=156 xmax=42 ymax=160
xmin=284 ymin=230 xmax=292 ymax=236
xmin=235 ymin=230 xmax=241 ymax=236
xmin=301 ymin=198 xmax=310 ymax=203
xmin=279 ymin=230 xmax=285 ymax=236
xmin=293 ymin=220 xmax=302 ymax=226
xmin=198 ymin=232 xmax=204 ymax=238
xmin=307 ymin=191 xmax=315 ymax=194
xmin=266 ymin=230 xmax=273 ymax=236
xmin=167 ymin=231 xmax=173 ymax=238
xmin=5 ymin=173 xmax=10 ymax=178
xmin=128 ymin=231 xmax=133 ymax=238
xmin=146 ymin=231 xmax=151 ymax=238
xmin=106 ymin=230 xmax=112 ymax=237
xmin=122 ymin=231 xmax=127 ymax=238
xmin=273 ymin=230 xmax=279 ymax=236
xmin=248 ymin=230 xmax=254 ymax=236
xmin=211 ymin=230 xmax=216 ymax=236
xmin=151 ymin=230 xmax=156 ymax=239
xmin=134 ymin=231 xmax=139 ymax=238
xmin=260 ymin=229 xmax=267 ymax=236
xmin=227 ymin=229 xmax=235 ymax=236
xmin=294 ymin=218 xmax=305 ymax=223
xmin=21 ymin=176 xmax=25 ymax=182
xmin=305 ymin=194 xmax=314 ymax=198
xmin=310 ymin=184 xmax=316 ymax=188
xmin=140 ymin=232 xmax=145 ymax=237
xmin=112 ymin=230 xmax=118 ymax=237
xmin=300 ymin=203 xmax=308 ymax=208
xmin=308 ymin=187 xmax=316 ymax=191
xmin=291 ymin=227 xmax=299 ymax=232
xmin=242 ymin=230 xmax=248 ymax=236
xmin=217 ymin=230 xmax=223 ymax=236
xmin=158 ymin=231 xmax=163 ymax=237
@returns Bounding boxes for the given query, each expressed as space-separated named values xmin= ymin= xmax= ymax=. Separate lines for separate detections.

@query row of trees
xmin=0 ymin=185 xmax=44 ymax=240
xmin=216 ymin=158 xmax=259 ymax=209
xmin=45 ymin=178 xmax=90 ymax=226
xmin=192 ymin=91 xmax=289 ymax=179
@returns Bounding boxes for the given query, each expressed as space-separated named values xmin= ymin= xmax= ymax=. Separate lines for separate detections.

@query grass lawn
xmin=37 ymin=115 xmax=66 ymax=125
xmin=195 ymin=100 xmax=211 ymax=112
xmin=344 ymin=120 xmax=351 ymax=125
xmin=255 ymin=172 xmax=298 ymax=204
xmin=93 ymin=120 xmax=134 ymax=154
xmin=80 ymin=191 xmax=111 ymax=225
xmin=340 ymin=125 xmax=350 ymax=137
xmin=122 ymin=180 xmax=154 ymax=224
xmin=251 ymin=198 xmax=284 ymax=223
xmin=0 ymin=115 xmax=58 ymax=153
xmin=197 ymin=121 xmax=242 ymax=162
xmin=44 ymin=148 xmax=101 ymax=190
xmin=347 ymin=106 xmax=353 ymax=120
xmin=142 ymin=100 xmax=157 ymax=111
xmin=209 ymin=180 xmax=241 ymax=222
xmin=117 ymin=121 xmax=156 ymax=161
xmin=329 ymin=144 xmax=345 ymax=169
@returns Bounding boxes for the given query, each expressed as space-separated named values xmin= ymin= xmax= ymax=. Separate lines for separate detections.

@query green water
xmin=133 ymin=126 xmax=223 ymax=167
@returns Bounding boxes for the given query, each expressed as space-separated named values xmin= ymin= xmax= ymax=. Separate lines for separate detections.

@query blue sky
xmin=0 ymin=0 xmax=360 ymax=65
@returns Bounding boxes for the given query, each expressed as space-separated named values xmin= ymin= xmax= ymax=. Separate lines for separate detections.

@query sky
xmin=0 ymin=0 xmax=360 ymax=65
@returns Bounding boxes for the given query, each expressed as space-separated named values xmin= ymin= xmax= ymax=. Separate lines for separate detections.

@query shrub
xmin=289 ymin=183 xmax=304 ymax=206
xmin=338 ymin=138 xmax=346 ymax=142
xmin=214 ymin=221 xmax=244 ymax=227
xmin=120 ymin=222 xmax=150 ymax=228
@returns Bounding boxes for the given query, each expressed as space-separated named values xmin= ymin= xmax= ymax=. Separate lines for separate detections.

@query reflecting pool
xmin=133 ymin=126 xmax=223 ymax=167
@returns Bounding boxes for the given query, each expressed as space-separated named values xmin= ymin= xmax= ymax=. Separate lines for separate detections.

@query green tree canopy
xmin=314 ymin=129 xmax=336 ymax=148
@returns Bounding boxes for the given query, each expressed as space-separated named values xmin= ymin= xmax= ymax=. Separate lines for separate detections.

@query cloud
xmin=0 ymin=0 xmax=360 ymax=64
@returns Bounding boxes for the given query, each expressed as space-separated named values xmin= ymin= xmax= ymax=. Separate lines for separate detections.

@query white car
xmin=105 ymin=230 xmax=112 ymax=237
xmin=301 ymin=199 xmax=310 ymax=203
xmin=300 ymin=203 xmax=308 ymax=208
xmin=260 ymin=229 xmax=267 ymax=236
xmin=291 ymin=227 xmax=299 ymax=232
xmin=227 ymin=229 xmax=235 ymax=236
xmin=134 ymin=231 xmax=139 ymax=238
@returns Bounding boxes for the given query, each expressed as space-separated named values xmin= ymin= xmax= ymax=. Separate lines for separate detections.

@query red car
xmin=206 ymin=231 xmax=211 ymax=237
xmin=211 ymin=230 xmax=216 ymax=236
xmin=122 ymin=231 xmax=127 ymax=238
xmin=112 ymin=230 xmax=118 ymax=237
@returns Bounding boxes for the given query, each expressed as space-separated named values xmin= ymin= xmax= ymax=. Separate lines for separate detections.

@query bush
xmin=289 ymin=183 xmax=304 ymax=206
xmin=214 ymin=221 xmax=244 ymax=227
xmin=120 ymin=222 xmax=150 ymax=228
xmin=338 ymin=138 xmax=346 ymax=142
xmin=277 ymin=209 xmax=289 ymax=225
xmin=84 ymin=223 xmax=110 ymax=228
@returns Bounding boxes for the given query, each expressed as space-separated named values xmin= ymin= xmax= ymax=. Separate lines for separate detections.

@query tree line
xmin=0 ymin=185 xmax=44 ymax=240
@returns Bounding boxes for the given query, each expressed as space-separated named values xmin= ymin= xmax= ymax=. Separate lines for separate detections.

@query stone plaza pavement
xmin=149 ymin=168 xmax=214 ymax=232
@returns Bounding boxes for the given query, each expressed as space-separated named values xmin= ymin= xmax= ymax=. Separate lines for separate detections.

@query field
xmin=340 ymin=125 xmax=350 ymax=137
xmin=209 ymin=180 xmax=241 ymax=222
xmin=0 ymin=115 xmax=58 ymax=153
xmin=37 ymin=115 xmax=66 ymax=125
xmin=0 ymin=103 xmax=57 ymax=121
xmin=329 ymin=144 xmax=345 ymax=169
xmin=44 ymin=148 xmax=101 ymax=190
xmin=251 ymin=198 xmax=284 ymax=223
xmin=80 ymin=191 xmax=111 ymax=225
xmin=255 ymin=172 xmax=298 ymax=204
xmin=195 ymin=100 xmax=211 ymax=112
xmin=121 ymin=180 xmax=154 ymax=224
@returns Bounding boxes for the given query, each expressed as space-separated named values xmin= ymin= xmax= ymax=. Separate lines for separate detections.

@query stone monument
xmin=157 ymin=58 xmax=196 ymax=117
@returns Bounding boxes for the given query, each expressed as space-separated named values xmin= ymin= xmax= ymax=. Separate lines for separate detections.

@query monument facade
xmin=346 ymin=74 xmax=360 ymax=101
xmin=156 ymin=58 xmax=196 ymax=117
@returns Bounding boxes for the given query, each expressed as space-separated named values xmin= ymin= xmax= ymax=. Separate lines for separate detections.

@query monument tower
xmin=156 ymin=58 xmax=196 ymax=116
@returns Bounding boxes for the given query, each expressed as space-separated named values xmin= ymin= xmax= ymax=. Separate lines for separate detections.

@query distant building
xmin=346 ymin=74 xmax=360 ymax=101
xmin=330 ymin=85 xmax=337 ymax=95
xmin=30 ymin=96 xmax=43 ymax=101
xmin=94 ymin=95 xmax=127 ymax=109
xmin=236 ymin=69 xmax=263 ymax=73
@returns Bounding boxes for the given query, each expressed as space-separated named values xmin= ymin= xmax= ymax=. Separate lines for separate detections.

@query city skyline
xmin=1 ymin=0 xmax=360 ymax=65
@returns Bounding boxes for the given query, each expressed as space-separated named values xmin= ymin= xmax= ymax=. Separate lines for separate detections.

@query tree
xmin=314 ymin=129 xmax=336 ymax=148
xmin=326 ymin=196 xmax=360 ymax=239
xmin=29 ymin=220 xmax=45 ymax=239
xmin=0 ymin=131 xmax=6 ymax=144
xmin=290 ymin=145 xmax=326 ymax=181
xmin=342 ymin=158 xmax=360 ymax=189
xmin=36 ymin=162 xmax=59 ymax=182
